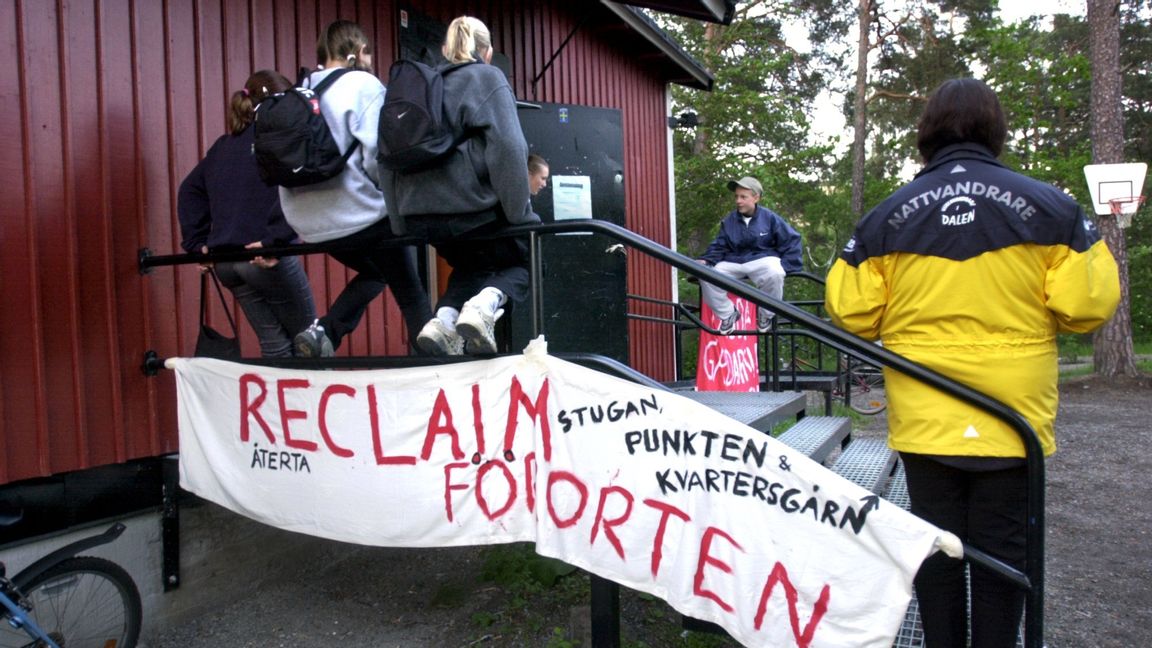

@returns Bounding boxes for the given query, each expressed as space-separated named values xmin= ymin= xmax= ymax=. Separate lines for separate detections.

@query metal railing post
xmin=529 ymin=230 xmax=542 ymax=338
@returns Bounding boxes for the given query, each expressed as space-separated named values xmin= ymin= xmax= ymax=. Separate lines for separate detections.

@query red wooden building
xmin=0 ymin=1 xmax=729 ymax=526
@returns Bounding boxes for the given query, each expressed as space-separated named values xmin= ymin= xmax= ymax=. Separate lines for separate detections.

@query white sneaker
xmin=456 ymin=304 xmax=503 ymax=355
xmin=416 ymin=318 xmax=463 ymax=356
xmin=757 ymin=309 xmax=773 ymax=333
xmin=717 ymin=312 xmax=738 ymax=335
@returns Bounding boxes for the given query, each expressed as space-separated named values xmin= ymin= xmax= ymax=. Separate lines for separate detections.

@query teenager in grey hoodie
xmin=379 ymin=16 xmax=539 ymax=357
xmin=282 ymin=20 xmax=432 ymax=357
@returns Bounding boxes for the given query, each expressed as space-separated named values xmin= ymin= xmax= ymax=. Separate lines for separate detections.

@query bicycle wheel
xmin=0 ymin=556 xmax=141 ymax=648
xmin=847 ymin=366 xmax=887 ymax=415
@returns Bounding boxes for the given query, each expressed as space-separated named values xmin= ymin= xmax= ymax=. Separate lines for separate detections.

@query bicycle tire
xmin=848 ymin=370 xmax=887 ymax=415
xmin=0 ymin=556 xmax=141 ymax=648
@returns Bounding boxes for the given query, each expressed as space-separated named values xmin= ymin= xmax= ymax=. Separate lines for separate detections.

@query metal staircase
xmin=142 ymin=218 xmax=1044 ymax=648
xmin=677 ymin=388 xmax=935 ymax=648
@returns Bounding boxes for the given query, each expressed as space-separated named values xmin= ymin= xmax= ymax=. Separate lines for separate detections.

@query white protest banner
xmin=170 ymin=339 xmax=957 ymax=648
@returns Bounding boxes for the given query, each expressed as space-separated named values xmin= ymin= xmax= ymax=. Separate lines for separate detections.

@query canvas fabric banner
xmin=696 ymin=295 xmax=759 ymax=392
xmin=170 ymin=340 xmax=956 ymax=648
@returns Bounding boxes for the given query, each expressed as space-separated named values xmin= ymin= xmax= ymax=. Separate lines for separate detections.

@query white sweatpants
xmin=700 ymin=256 xmax=785 ymax=319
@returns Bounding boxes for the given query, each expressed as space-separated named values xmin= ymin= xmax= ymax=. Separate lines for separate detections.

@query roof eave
xmin=601 ymin=1 xmax=714 ymax=91
xmin=621 ymin=0 xmax=735 ymax=24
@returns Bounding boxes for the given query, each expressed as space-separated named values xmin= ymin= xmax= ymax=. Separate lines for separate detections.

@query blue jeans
xmin=214 ymin=256 xmax=316 ymax=358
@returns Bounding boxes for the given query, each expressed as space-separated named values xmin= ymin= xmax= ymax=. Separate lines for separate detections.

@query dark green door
xmin=511 ymin=103 xmax=628 ymax=363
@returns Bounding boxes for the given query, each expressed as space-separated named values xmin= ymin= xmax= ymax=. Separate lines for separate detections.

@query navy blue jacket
xmin=839 ymin=143 xmax=1102 ymax=265
xmin=178 ymin=126 xmax=299 ymax=253
xmin=698 ymin=205 xmax=804 ymax=272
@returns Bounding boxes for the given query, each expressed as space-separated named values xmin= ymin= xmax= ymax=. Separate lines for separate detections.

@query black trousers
xmin=320 ymin=219 xmax=432 ymax=349
xmin=406 ymin=215 xmax=530 ymax=312
xmin=900 ymin=453 xmax=1028 ymax=648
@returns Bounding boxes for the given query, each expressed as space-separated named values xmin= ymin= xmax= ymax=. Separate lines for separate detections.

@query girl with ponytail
xmin=178 ymin=70 xmax=317 ymax=358
xmin=283 ymin=20 xmax=433 ymax=357
xmin=380 ymin=16 xmax=539 ymax=357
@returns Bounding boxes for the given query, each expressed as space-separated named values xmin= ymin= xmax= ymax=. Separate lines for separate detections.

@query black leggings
xmin=321 ymin=219 xmax=432 ymax=349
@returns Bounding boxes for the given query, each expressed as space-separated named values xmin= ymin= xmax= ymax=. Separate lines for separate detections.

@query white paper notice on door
xmin=552 ymin=175 xmax=593 ymax=221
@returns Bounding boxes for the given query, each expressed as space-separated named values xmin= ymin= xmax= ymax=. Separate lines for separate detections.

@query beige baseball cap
xmin=727 ymin=176 xmax=763 ymax=196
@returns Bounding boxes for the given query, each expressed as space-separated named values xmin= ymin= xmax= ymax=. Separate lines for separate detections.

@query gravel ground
xmin=148 ymin=373 xmax=1152 ymax=647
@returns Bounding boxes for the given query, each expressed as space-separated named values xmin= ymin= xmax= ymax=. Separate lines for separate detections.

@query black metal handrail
xmin=510 ymin=220 xmax=1044 ymax=647
xmin=140 ymin=218 xmax=1045 ymax=647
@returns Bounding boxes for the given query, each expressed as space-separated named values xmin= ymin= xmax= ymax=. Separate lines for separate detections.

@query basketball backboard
xmin=1083 ymin=162 xmax=1147 ymax=216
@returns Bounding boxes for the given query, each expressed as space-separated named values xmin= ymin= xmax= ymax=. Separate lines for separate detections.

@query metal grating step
xmin=883 ymin=460 xmax=910 ymax=510
xmin=680 ymin=390 xmax=807 ymax=432
xmin=830 ymin=437 xmax=897 ymax=494
xmin=776 ymin=416 xmax=851 ymax=465
xmin=883 ymin=460 xmax=924 ymax=648
xmin=892 ymin=596 xmax=925 ymax=648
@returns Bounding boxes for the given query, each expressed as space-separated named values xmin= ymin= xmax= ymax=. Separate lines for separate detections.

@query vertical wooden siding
xmin=0 ymin=0 xmax=400 ymax=485
xmin=0 ymin=0 xmax=680 ymax=485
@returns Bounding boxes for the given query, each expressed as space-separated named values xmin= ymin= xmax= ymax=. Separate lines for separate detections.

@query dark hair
xmin=321 ymin=20 xmax=372 ymax=71
xmin=916 ymin=78 xmax=1007 ymax=162
xmin=227 ymin=69 xmax=292 ymax=135
xmin=316 ymin=38 xmax=328 ymax=67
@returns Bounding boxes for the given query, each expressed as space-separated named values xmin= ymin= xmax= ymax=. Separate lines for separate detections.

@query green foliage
xmin=662 ymin=1 xmax=1152 ymax=344
xmin=678 ymin=275 xmax=702 ymax=378
xmin=544 ymin=627 xmax=578 ymax=648
xmin=1125 ymin=187 xmax=1152 ymax=342
xmin=1057 ymin=333 xmax=1094 ymax=363
xmin=969 ymin=16 xmax=1093 ymax=198
xmin=480 ymin=543 xmax=578 ymax=589
xmin=472 ymin=543 xmax=589 ymax=640
xmin=661 ymin=1 xmax=856 ymax=265
xmin=470 ymin=610 xmax=498 ymax=628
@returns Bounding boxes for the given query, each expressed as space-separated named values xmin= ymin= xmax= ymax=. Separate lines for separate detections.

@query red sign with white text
xmin=696 ymin=295 xmax=760 ymax=392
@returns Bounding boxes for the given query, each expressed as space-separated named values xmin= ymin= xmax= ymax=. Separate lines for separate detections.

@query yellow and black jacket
xmin=825 ymin=144 xmax=1119 ymax=458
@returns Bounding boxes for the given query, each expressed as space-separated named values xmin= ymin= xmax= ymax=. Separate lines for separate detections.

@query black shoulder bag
xmin=195 ymin=270 xmax=242 ymax=359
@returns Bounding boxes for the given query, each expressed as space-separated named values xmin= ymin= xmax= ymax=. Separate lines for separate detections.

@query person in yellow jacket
xmin=825 ymin=78 xmax=1119 ymax=648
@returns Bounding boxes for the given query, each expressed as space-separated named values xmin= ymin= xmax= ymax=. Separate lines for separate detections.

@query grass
xmin=1057 ymin=339 xmax=1152 ymax=378
xmin=1058 ymin=334 xmax=1152 ymax=363
xmin=470 ymin=542 xmax=746 ymax=646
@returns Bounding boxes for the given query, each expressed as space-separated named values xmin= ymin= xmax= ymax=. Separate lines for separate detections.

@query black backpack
xmin=253 ymin=68 xmax=359 ymax=187
xmin=377 ymin=60 xmax=475 ymax=172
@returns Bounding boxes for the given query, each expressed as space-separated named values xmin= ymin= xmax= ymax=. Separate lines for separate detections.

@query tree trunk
xmin=693 ymin=23 xmax=719 ymax=158
xmin=1087 ymin=0 xmax=1138 ymax=377
xmin=850 ymin=0 xmax=872 ymax=217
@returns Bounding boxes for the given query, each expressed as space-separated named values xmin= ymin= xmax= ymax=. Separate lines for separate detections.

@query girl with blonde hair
xmin=380 ymin=16 xmax=538 ymax=356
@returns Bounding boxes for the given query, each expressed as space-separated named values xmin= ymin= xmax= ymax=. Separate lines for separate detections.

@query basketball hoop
xmin=1108 ymin=195 xmax=1145 ymax=229
xmin=1085 ymin=163 xmax=1147 ymax=227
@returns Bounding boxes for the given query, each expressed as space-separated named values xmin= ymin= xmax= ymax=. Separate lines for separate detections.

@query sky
xmin=998 ymin=0 xmax=1085 ymax=23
